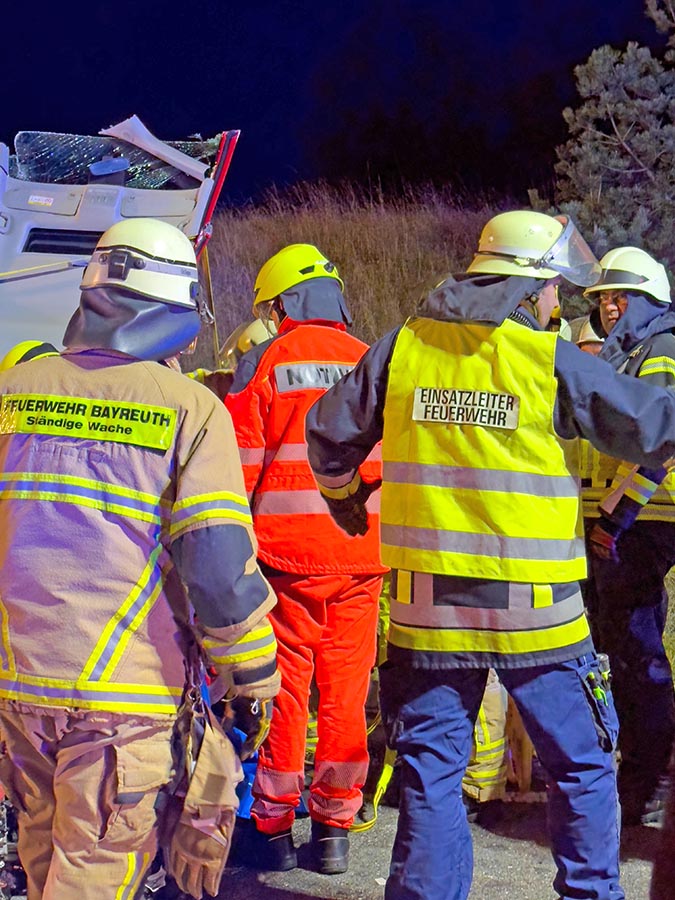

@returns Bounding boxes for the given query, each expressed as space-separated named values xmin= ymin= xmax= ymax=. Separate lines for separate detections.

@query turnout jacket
xmin=306 ymin=275 xmax=675 ymax=669
xmin=225 ymin=317 xmax=386 ymax=576
xmin=0 ymin=350 xmax=279 ymax=716
xmin=580 ymin=299 xmax=675 ymax=529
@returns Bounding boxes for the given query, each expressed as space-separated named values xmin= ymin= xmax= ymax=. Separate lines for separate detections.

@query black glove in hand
xmin=589 ymin=517 xmax=622 ymax=562
xmin=322 ymin=477 xmax=382 ymax=537
xmin=223 ymin=696 xmax=273 ymax=760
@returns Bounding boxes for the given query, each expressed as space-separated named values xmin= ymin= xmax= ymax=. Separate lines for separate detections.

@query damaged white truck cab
xmin=0 ymin=115 xmax=238 ymax=359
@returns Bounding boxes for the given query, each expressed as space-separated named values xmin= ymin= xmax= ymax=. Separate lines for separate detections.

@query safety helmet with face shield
xmin=466 ymin=210 xmax=601 ymax=287
xmin=583 ymin=246 xmax=671 ymax=306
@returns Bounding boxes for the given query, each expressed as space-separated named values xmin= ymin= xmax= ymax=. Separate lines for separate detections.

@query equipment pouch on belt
xmin=578 ymin=656 xmax=619 ymax=754
xmin=160 ymin=656 xmax=243 ymax=899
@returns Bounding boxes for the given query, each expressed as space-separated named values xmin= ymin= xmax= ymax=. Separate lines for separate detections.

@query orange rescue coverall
xmin=226 ymin=317 xmax=387 ymax=832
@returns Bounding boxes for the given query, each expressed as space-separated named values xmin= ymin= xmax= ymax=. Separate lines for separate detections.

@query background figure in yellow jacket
xmin=186 ymin=317 xmax=277 ymax=401
xmin=0 ymin=219 xmax=280 ymax=900
xmin=462 ymin=670 xmax=508 ymax=822
xmin=225 ymin=244 xmax=387 ymax=876
xmin=581 ymin=247 xmax=675 ymax=828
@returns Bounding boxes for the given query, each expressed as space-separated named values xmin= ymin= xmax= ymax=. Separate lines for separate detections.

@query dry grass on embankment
xmin=188 ymin=180 xmax=507 ymax=367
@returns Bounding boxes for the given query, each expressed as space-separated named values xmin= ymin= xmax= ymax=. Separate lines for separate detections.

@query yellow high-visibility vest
xmin=578 ymin=345 xmax=675 ymax=523
xmin=381 ymin=316 xmax=585 ymax=583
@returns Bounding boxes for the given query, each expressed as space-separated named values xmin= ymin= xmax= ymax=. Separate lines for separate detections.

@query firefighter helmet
xmin=80 ymin=217 xmax=199 ymax=308
xmin=252 ymin=243 xmax=344 ymax=310
xmin=218 ymin=318 xmax=277 ymax=371
xmin=466 ymin=210 xmax=601 ymax=287
xmin=583 ymin=246 xmax=671 ymax=306
xmin=0 ymin=340 xmax=58 ymax=372
xmin=576 ymin=316 xmax=605 ymax=347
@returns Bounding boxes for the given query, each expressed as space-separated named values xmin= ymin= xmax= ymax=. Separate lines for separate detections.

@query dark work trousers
xmin=379 ymin=656 xmax=622 ymax=900
xmin=651 ymin=745 xmax=675 ymax=898
xmin=583 ymin=518 xmax=675 ymax=823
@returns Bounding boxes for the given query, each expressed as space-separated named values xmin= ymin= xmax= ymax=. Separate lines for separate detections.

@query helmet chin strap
xmin=272 ymin=298 xmax=287 ymax=325
xmin=528 ymin=283 xmax=559 ymax=328
xmin=520 ymin=295 xmax=541 ymax=323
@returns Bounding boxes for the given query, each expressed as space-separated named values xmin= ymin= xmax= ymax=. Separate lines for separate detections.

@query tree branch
xmin=607 ymin=108 xmax=657 ymax=182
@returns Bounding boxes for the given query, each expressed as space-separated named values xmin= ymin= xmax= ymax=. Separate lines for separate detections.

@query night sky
xmin=0 ymin=1 xmax=664 ymax=204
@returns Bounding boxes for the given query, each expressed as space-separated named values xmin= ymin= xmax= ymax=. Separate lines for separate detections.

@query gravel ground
xmin=213 ymin=800 xmax=658 ymax=900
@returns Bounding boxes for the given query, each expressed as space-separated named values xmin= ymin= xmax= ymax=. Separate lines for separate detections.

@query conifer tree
xmin=646 ymin=0 xmax=675 ymax=50
xmin=554 ymin=4 xmax=675 ymax=265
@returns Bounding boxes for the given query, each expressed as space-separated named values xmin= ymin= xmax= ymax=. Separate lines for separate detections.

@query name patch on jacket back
xmin=274 ymin=362 xmax=353 ymax=392
xmin=0 ymin=394 xmax=177 ymax=449
xmin=413 ymin=387 xmax=519 ymax=429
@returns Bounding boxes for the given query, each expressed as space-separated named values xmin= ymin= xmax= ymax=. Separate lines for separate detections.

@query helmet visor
xmin=541 ymin=216 xmax=601 ymax=287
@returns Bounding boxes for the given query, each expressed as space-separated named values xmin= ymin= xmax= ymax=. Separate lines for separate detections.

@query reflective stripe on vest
xmin=254 ymin=487 xmax=381 ymax=517
xmin=387 ymin=571 xmax=589 ymax=655
xmin=0 ymin=473 xmax=252 ymax=536
xmin=580 ymin=350 xmax=675 ymax=520
xmin=578 ymin=439 xmax=616 ymax=518
xmin=381 ymin=318 xmax=586 ymax=583
xmin=0 ymin=475 xmax=249 ymax=712
xmin=580 ymin=439 xmax=675 ymax=521
xmin=203 ymin=621 xmax=278 ymax=665
xmin=0 ymin=672 xmax=182 ymax=714
xmin=80 ymin=546 xmax=164 ymax=682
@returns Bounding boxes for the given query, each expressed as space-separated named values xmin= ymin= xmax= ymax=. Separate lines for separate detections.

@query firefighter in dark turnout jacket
xmin=581 ymin=246 xmax=675 ymax=828
xmin=305 ymin=211 xmax=675 ymax=900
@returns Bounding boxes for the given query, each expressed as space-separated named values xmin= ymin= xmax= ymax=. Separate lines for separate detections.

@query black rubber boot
xmin=229 ymin=819 xmax=297 ymax=871
xmin=262 ymin=828 xmax=298 ymax=870
xmin=311 ymin=819 xmax=349 ymax=875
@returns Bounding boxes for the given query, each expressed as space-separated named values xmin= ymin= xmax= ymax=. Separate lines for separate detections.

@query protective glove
xmin=223 ymin=695 xmax=274 ymax=760
xmin=589 ymin=517 xmax=623 ymax=562
xmin=169 ymin=808 xmax=236 ymax=898
xmin=321 ymin=476 xmax=382 ymax=537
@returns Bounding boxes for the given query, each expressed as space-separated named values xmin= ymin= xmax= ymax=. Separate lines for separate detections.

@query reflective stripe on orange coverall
xmin=252 ymin=571 xmax=382 ymax=831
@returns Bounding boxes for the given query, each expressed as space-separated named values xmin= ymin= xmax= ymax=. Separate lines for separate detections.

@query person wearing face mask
xmin=581 ymin=247 xmax=675 ymax=830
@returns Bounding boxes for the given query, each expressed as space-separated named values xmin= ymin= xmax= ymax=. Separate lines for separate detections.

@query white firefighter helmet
xmin=80 ymin=217 xmax=199 ymax=308
xmin=576 ymin=316 xmax=605 ymax=348
xmin=466 ymin=210 xmax=601 ymax=287
xmin=583 ymin=246 xmax=671 ymax=306
xmin=64 ymin=218 xmax=202 ymax=360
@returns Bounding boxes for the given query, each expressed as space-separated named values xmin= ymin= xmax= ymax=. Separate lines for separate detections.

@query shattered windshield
xmin=8 ymin=132 xmax=221 ymax=190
